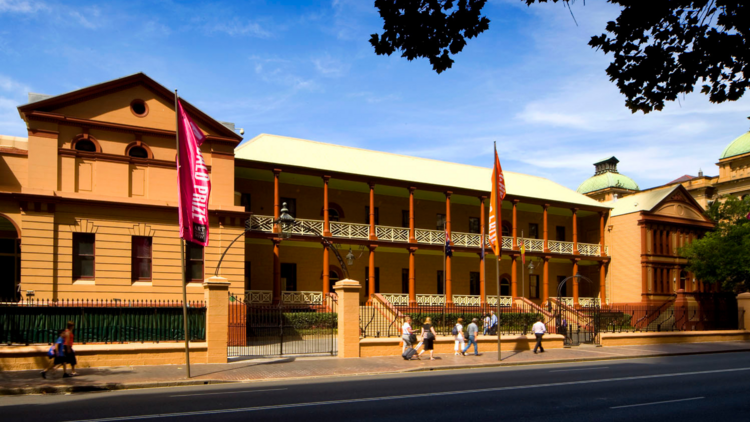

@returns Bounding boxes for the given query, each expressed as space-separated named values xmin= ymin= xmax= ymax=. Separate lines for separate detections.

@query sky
xmin=1 ymin=0 xmax=749 ymax=192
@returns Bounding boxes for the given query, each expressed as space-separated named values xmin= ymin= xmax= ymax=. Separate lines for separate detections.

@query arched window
xmin=71 ymin=134 xmax=101 ymax=153
xmin=75 ymin=140 xmax=97 ymax=152
xmin=125 ymin=141 xmax=153 ymax=159
xmin=501 ymin=221 xmax=512 ymax=237
xmin=128 ymin=146 xmax=149 ymax=158
xmin=328 ymin=209 xmax=340 ymax=222
xmin=500 ymin=277 xmax=511 ymax=296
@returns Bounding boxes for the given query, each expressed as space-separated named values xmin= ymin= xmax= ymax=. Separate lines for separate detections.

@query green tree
xmin=679 ymin=196 xmax=750 ymax=291
xmin=370 ymin=1 xmax=750 ymax=113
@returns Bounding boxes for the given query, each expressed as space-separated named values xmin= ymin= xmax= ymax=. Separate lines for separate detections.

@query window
xmin=328 ymin=209 xmax=340 ymax=222
xmin=402 ymin=269 xmax=409 ymax=294
xmin=130 ymin=99 xmax=148 ymax=117
xmin=244 ymin=261 xmax=251 ymax=291
xmin=75 ymin=140 xmax=97 ymax=152
xmin=437 ymin=270 xmax=444 ymax=295
xmin=280 ymin=197 xmax=296 ymax=218
xmin=131 ymin=236 xmax=152 ymax=281
xmin=402 ymin=210 xmax=410 ymax=228
xmin=365 ymin=267 xmax=380 ymax=293
xmin=557 ymin=275 xmax=567 ymax=297
xmin=500 ymin=277 xmax=510 ymax=296
xmin=469 ymin=217 xmax=480 ymax=234
xmin=529 ymin=223 xmax=539 ymax=239
xmin=436 ymin=214 xmax=446 ymax=231
xmin=501 ymin=222 xmax=511 ymax=237
xmin=73 ymin=233 xmax=95 ymax=280
xmin=470 ymin=272 xmax=480 ymax=295
xmin=128 ymin=146 xmax=149 ymax=158
xmin=281 ymin=263 xmax=297 ymax=291
xmin=185 ymin=241 xmax=204 ymax=282
xmin=240 ymin=193 xmax=251 ymax=213
xmin=529 ymin=275 xmax=540 ymax=299
xmin=365 ymin=206 xmax=379 ymax=225
xmin=556 ymin=226 xmax=566 ymax=242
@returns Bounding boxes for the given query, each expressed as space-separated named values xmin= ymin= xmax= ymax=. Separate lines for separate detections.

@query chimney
xmin=698 ymin=168 xmax=703 ymax=178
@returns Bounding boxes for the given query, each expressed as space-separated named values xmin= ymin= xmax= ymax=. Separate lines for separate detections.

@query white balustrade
xmin=525 ymin=238 xmax=545 ymax=252
xmin=250 ymin=215 xmax=274 ymax=232
xmin=290 ymin=218 xmax=324 ymax=236
xmin=415 ymin=229 xmax=446 ymax=245
xmin=560 ymin=297 xmax=574 ymax=307
xmin=381 ymin=293 xmax=410 ymax=306
xmin=452 ymin=295 xmax=481 ymax=307
xmin=281 ymin=290 xmax=323 ymax=305
xmin=578 ymin=297 xmax=601 ymax=307
xmin=502 ymin=237 xmax=512 ymax=250
xmin=244 ymin=290 xmax=272 ymax=304
xmin=578 ymin=243 xmax=600 ymax=256
xmin=376 ymin=226 xmax=410 ymax=243
xmin=330 ymin=221 xmax=370 ymax=239
xmin=416 ymin=294 xmax=446 ymax=306
xmin=486 ymin=296 xmax=513 ymax=307
xmin=548 ymin=240 xmax=574 ymax=254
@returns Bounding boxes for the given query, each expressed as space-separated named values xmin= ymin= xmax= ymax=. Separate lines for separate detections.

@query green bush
xmin=282 ymin=312 xmax=337 ymax=329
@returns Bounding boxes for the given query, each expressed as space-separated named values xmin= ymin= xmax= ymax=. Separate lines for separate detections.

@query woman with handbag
xmin=401 ymin=316 xmax=420 ymax=360
xmin=453 ymin=318 xmax=465 ymax=356
xmin=420 ymin=317 xmax=438 ymax=361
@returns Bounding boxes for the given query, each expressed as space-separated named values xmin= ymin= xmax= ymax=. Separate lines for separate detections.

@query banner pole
xmin=175 ymin=89 xmax=191 ymax=379
xmin=442 ymin=232 xmax=446 ymax=335
xmin=496 ymin=255 xmax=501 ymax=361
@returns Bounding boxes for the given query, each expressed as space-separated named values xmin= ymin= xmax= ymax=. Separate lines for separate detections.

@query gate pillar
xmin=334 ymin=279 xmax=362 ymax=358
xmin=204 ymin=276 xmax=231 ymax=363
xmin=737 ymin=293 xmax=750 ymax=330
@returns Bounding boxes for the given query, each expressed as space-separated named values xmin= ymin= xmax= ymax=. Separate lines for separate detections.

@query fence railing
xmin=0 ymin=299 xmax=206 ymax=345
xmin=597 ymin=303 xmax=738 ymax=333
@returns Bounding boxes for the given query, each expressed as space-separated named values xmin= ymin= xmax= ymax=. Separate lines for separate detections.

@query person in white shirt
xmin=401 ymin=316 xmax=414 ymax=354
xmin=453 ymin=318 xmax=465 ymax=355
xmin=532 ymin=317 xmax=547 ymax=354
xmin=482 ymin=313 xmax=491 ymax=336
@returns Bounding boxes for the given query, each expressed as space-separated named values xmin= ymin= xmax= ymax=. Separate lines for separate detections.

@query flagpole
xmin=175 ymin=89 xmax=191 ymax=379
xmin=522 ymin=230 xmax=525 ymax=299
xmin=442 ymin=230 xmax=446 ymax=335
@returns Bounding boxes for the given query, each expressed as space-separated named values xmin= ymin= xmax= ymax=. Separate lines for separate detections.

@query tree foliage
xmin=679 ymin=196 xmax=750 ymax=291
xmin=370 ymin=0 xmax=750 ymax=113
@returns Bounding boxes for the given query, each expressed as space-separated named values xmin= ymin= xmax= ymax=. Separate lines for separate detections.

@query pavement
xmin=1 ymin=340 xmax=750 ymax=395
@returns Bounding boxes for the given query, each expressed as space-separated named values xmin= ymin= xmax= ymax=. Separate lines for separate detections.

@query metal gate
xmin=552 ymin=301 xmax=600 ymax=347
xmin=228 ymin=294 xmax=337 ymax=358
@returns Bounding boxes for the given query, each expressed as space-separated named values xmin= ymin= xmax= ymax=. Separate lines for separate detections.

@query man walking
xmin=532 ymin=317 xmax=546 ymax=354
xmin=461 ymin=318 xmax=480 ymax=356
xmin=489 ymin=310 xmax=498 ymax=335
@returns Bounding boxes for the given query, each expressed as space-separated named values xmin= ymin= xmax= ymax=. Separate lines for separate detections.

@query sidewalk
xmin=2 ymin=340 xmax=749 ymax=395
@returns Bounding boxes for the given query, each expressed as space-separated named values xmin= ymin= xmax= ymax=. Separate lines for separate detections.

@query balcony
xmin=248 ymin=215 xmax=608 ymax=257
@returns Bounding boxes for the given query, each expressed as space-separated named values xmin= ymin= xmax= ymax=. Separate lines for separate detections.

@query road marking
xmin=611 ymin=397 xmax=704 ymax=409
xmin=170 ymin=388 xmax=287 ymax=398
xmin=550 ymin=367 xmax=609 ymax=373
xmin=66 ymin=367 xmax=750 ymax=422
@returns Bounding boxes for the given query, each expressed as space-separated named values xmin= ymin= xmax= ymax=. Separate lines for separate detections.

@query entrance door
xmin=0 ymin=237 xmax=19 ymax=302
xmin=281 ymin=263 xmax=297 ymax=292
xmin=470 ymin=272 xmax=480 ymax=295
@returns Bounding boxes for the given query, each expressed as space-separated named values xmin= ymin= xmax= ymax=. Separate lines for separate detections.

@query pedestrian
xmin=41 ymin=330 xmax=68 ymax=379
xmin=482 ymin=313 xmax=491 ymax=336
xmin=453 ymin=318 xmax=465 ymax=356
xmin=401 ymin=316 xmax=413 ymax=352
xmin=532 ymin=317 xmax=547 ymax=354
xmin=489 ymin=310 xmax=498 ymax=335
xmin=420 ymin=317 xmax=437 ymax=361
xmin=63 ymin=320 xmax=78 ymax=376
xmin=461 ymin=318 xmax=480 ymax=356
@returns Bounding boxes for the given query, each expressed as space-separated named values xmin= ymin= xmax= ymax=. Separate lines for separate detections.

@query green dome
xmin=720 ymin=131 xmax=750 ymax=159
xmin=577 ymin=172 xmax=640 ymax=194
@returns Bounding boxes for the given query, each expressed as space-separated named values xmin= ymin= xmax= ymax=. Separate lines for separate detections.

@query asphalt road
xmin=2 ymin=352 xmax=750 ymax=422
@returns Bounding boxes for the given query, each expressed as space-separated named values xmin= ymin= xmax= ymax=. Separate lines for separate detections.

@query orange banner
xmin=488 ymin=146 xmax=506 ymax=258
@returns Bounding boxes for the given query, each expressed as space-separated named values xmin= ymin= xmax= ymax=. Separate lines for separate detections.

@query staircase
xmin=360 ymin=295 xmax=404 ymax=338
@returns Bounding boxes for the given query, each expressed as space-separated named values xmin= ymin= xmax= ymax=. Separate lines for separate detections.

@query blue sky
xmin=2 ymin=0 xmax=749 ymax=191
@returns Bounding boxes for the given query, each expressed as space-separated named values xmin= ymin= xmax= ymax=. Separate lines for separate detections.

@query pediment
xmin=652 ymin=202 xmax=706 ymax=221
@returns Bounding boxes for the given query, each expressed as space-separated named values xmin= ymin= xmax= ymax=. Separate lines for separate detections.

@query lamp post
xmin=214 ymin=203 xmax=352 ymax=280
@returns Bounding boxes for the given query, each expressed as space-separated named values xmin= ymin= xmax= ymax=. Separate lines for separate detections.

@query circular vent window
xmin=130 ymin=99 xmax=148 ymax=117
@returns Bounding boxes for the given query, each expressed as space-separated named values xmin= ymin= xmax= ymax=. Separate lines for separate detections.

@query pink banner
xmin=177 ymin=100 xmax=210 ymax=246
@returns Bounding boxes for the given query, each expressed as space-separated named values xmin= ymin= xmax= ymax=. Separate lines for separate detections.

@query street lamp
xmin=278 ymin=202 xmax=295 ymax=239
xmin=528 ymin=259 xmax=536 ymax=274
xmin=346 ymin=248 xmax=355 ymax=266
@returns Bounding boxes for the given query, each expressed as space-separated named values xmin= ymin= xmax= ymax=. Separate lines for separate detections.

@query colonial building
xmin=0 ymin=74 xmax=616 ymax=307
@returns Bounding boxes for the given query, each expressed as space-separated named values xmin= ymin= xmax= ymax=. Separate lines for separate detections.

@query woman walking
xmin=420 ymin=317 xmax=437 ymax=361
xmin=453 ymin=318 xmax=465 ymax=356
xmin=401 ymin=316 xmax=416 ymax=355
xmin=63 ymin=321 xmax=78 ymax=376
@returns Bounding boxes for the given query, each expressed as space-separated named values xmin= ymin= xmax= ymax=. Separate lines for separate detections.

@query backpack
xmin=451 ymin=325 xmax=458 ymax=336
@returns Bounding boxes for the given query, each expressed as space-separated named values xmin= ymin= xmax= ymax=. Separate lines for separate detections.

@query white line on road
xmin=170 ymin=388 xmax=287 ymax=398
xmin=550 ymin=367 xmax=609 ymax=373
xmin=66 ymin=367 xmax=750 ymax=422
xmin=611 ymin=397 xmax=704 ymax=409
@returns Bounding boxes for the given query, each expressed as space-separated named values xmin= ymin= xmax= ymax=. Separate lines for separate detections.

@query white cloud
xmin=0 ymin=0 xmax=46 ymax=13
xmin=206 ymin=19 xmax=271 ymax=38
xmin=0 ymin=74 xmax=31 ymax=137
xmin=68 ymin=7 xmax=101 ymax=29
xmin=312 ymin=54 xmax=350 ymax=77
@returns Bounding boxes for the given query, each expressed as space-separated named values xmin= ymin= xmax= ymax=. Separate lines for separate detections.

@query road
xmin=2 ymin=352 xmax=750 ymax=421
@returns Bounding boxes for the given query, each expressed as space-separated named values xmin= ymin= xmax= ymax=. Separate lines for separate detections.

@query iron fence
xmin=597 ymin=303 xmax=739 ymax=333
xmin=0 ymin=298 xmax=206 ymax=345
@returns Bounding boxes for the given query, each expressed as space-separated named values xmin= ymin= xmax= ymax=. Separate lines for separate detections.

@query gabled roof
xmin=235 ymin=134 xmax=610 ymax=209
xmin=667 ymin=175 xmax=695 ymax=184
xmin=606 ymin=184 xmax=706 ymax=218
xmin=18 ymin=73 xmax=242 ymax=142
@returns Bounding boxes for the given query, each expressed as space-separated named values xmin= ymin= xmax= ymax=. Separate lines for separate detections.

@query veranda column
xmin=542 ymin=256 xmax=550 ymax=303
xmin=272 ymin=238 xmax=282 ymax=304
xmin=409 ymin=246 xmax=417 ymax=305
xmin=368 ymin=245 xmax=377 ymax=299
xmin=445 ymin=191 xmax=453 ymax=305
xmin=641 ymin=223 xmax=648 ymax=299
xmin=479 ymin=195 xmax=487 ymax=304
xmin=323 ymin=176 xmax=332 ymax=236
xmin=599 ymin=211 xmax=606 ymax=256
xmin=322 ymin=241 xmax=330 ymax=295
xmin=572 ymin=208 xmax=579 ymax=254
xmin=511 ymin=255 xmax=518 ymax=298
xmin=572 ymin=258 xmax=580 ymax=305
xmin=369 ymin=183 xmax=378 ymax=241
xmin=599 ymin=261 xmax=607 ymax=303
xmin=273 ymin=169 xmax=281 ymax=233
xmin=512 ymin=199 xmax=519 ymax=249
xmin=409 ymin=187 xmax=417 ymax=243
xmin=543 ymin=204 xmax=550 ymax=253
